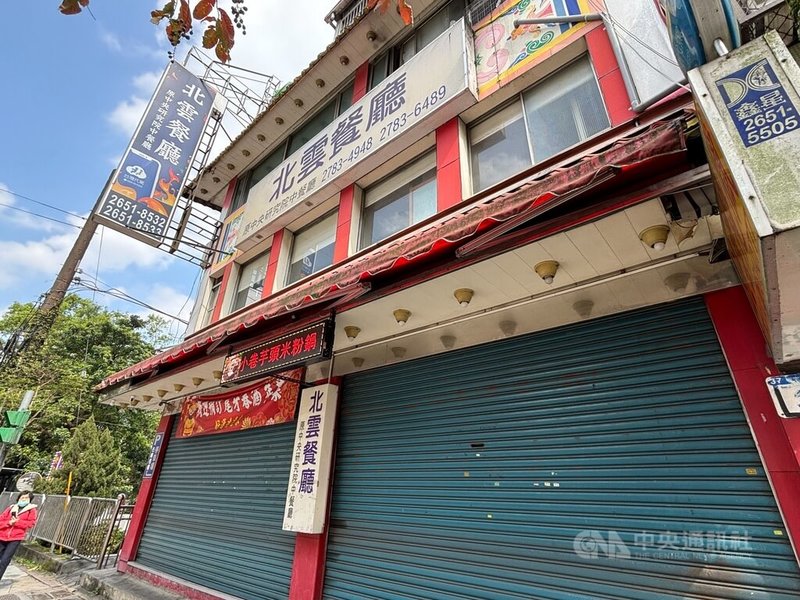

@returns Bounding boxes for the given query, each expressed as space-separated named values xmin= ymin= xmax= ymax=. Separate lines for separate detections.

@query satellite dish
xmin=15 ymin=472 xmax=42 ymax=492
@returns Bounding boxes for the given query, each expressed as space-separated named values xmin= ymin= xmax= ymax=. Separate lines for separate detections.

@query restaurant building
xmin=97 ymin=0 xmax=800 ymax=598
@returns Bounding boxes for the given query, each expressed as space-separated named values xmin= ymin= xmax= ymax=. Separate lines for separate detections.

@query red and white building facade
xmin=97 ymin=1 xmax=800 ymax=598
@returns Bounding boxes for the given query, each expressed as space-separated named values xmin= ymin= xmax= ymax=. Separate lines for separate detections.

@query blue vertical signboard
xmin=716 ymin=60 xmax=800 ymax=148
xmin=95 ymin=63 xmax=217 ymax=244
xmin=143 ymin=432 xmax=165 ymax=479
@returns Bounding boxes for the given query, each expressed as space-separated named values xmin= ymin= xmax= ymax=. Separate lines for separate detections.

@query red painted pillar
xmin=353 ymin=61 xmax=370 ymax=102
xmin=262 ymin=230 xmax=286 ymax=297
xmin=705 ymin=286 xmax=800 ymax=564
xmin=118 ymin=415 xmax=175 ymax=572
xmin=436 ymin=117 xmax=463 ymax=211
xmin=288 ymin=377 xmax=341 ymax=600
xmin=585 ymin=26 xmax=636 ymax=126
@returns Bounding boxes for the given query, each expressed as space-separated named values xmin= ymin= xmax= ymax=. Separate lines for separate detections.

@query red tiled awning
xmin=97 ymin=115 xmax=688 ymax=391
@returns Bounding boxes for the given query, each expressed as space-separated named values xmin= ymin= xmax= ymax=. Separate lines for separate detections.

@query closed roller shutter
xmin=137 ymin=422 xmax=295 ymax=600
xmin=324 ymin=298 xmax=800 ymax=600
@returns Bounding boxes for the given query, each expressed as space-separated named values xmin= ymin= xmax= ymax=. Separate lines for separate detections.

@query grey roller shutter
xmin=137 ymin=422 xmax=295 ymax=599
xmin=324 ymin=298 xmax=800 ymax=600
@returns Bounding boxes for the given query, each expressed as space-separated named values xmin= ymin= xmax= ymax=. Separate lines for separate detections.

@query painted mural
xmin=473 ymin=0 xmax=594 ymax=98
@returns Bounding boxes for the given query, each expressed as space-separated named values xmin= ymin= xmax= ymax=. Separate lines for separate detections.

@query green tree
xmin=0 ymin=295 xmax=168 ymax=492
xmin=41 ymin=416 xmax=130 ymax=497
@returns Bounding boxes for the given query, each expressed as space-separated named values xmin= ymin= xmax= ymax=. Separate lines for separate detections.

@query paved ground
xmin=0 ymin=564 xmax=96 ymax=600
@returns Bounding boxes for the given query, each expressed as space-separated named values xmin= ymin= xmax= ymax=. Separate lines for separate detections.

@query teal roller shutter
xmin=137 ymin=422 xmax=295 ymax=600
xmin=324 ymin=298 xmax=800 ymax=600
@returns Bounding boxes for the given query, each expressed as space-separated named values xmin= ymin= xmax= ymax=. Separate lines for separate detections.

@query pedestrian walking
xmin=0 ymin=492 xmax=37 ymax=580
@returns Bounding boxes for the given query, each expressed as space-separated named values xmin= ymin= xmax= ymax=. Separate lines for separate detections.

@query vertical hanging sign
xmin=282 ymin=384 xmax=338 ymax=533
xmin=143 ymin=432 xmax=165 ymax=479
xmin=94 ymin=62 xmax=218 ymax=245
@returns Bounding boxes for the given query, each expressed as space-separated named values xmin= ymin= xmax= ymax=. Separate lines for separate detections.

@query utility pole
xmin=0 ymin=172 xmax=112 ymax=371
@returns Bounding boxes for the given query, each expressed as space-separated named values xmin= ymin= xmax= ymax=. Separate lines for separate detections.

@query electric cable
xmin=0 ymin=201 xmax=82 ymax=229
xmin=0 ymin=188 xmax=87 ymax=220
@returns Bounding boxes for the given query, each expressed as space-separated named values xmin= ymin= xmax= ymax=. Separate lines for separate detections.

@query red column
xmin=353 ymin=61 xmax=370 ymax=102
xmin=436 ymin=117 xmax=463 ymax=211
xmin=118 ymin=415 xmax=175 ymax=572
xmin=585 ymin=26 xmax=636 ymax=127
xmin=705 ymin=286 xmax=800 ymax=564
xmin=262 ymin=229 xmax=286 ymax=297
xmin=288 ymin=377 xmax=341 ymax=600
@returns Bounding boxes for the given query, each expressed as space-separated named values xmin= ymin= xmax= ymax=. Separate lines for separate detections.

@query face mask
xmin=17 ymin=501 xmax=29 ymax=508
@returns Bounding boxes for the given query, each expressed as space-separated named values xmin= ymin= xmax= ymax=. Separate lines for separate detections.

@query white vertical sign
xmin=282 ymin=383 xmax=338 ymax=533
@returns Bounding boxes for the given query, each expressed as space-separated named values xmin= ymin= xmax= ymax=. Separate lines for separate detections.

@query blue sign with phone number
xmin=716 ymin=59 xmax=799 ymax=148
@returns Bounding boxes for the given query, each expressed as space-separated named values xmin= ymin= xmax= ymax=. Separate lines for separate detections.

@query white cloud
xmin=0 ymin=183 xmax=71 ymax=233
xmin=106 ymin=95 xmax=148 ymax=138
xmin=100 ymin=31 xmax=123 ymax=52
xmin=133 ymin=71 xmax=161 ymax=95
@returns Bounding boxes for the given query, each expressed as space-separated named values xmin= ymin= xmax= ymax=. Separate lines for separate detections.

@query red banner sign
xmin=177 ymin=368 xmax=304 ymax=438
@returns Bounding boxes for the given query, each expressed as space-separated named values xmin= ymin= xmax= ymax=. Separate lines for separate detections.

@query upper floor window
xmin=249 ymin=141 xmax=288 ymax=192
xmin=369 ymin=1 xmax=465 ymax=90
xmin=360 ymin=153 xmax=437 ymax=249
xmin=469 ymin=57 xmax=609 ymax=192
xmin=201 ymin=276 xmax=221 ymax=327
xmin=287 ymin=212 xmax=337 ymax=285
xmin=231 ymin=252 xmax=269 ymax=312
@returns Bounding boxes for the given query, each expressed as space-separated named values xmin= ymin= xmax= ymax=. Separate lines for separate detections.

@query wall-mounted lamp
xmin=453 ymin=288 xmax=474 ymax=307
xmin=142 ymin=395 xmax=153 ymax=403
xmin=344 ymin=325 xmax=361 ymax=341
xmin=440 ymin=335 xmax=457 ymax=349
xmin=213 ymin=370 xmax=223 ymax=381
xmin=200 ymin=188 xmax=208 ymax=194
xmin=226 ymin=163 xmax=235 ymax=170
xmin=391 ymin=346 xmax=407 ymax=359
xmin=352 ymin=357 xmax=364 ymax=367
xmin=499 ymin=320 xmax=517 ymax=337
xmin=664 ymin=272 xmax=691 ymax=293
xmin=212 ymin=176 xmax=221 ymax=183
xmin=173 ymin=383 xmax=185 ymax=392
xmin=129 ymin=397 xmax=140 ymax=407
xmin=156 ymin=389 xmax=168 ymax=398
xmin=256 ymin=134 xmax=266 ymax=142
xmin=192 ymin=377 xmax=204 ymax=386
xmin=393 ymin=309 xmax=411 ymax=326
xmin=573 ymin=299 xmax=594 ymax=318
xmin=534 ymin=260 xmax=559 ymax=285
xmin=315 ymin=78 xmax=325 ymax=88
xmin=366 ymin=30 xmax=378 ymax=41
xmin=639 ymin=225 xmax=670 ymax=251
xmin=275 ymin=116 xmax=284 ymax=125
xmin=294 ymin=98 xmax=304 ymax=107
xmin=339 ymin=55 xmax=350 ymax=65
xmin=241 ymin=149 xmax=251 ymax=157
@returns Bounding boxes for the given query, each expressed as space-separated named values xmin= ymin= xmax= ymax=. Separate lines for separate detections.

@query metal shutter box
xmin=323 ymin=298 xmax=800 ymax=600
xmin=137 ymin=422 xmax=295 ymax=599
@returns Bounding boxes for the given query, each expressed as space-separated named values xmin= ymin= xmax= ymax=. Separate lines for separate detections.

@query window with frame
xmin=249 ymin=142 xmax=287 ymax=190
xmin=202 ymin=277 xmax=222 ymax=326
xmin=287 ymin=212 xmax=337 ymax=285
xmin=369 ymin=1 xmax=465 ymax=90
xmin=469 ymin=57 xmax=609 ymax=192
xmin=360 ymin=153 xmax=437 ymax=249
xmin=231 ymin=252 xmax=269 ymax=312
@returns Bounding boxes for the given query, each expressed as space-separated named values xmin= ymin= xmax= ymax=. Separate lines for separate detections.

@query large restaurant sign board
xmin=220 ymin=320 xmax=333 ymax=385
xmin=177 ymin=368 xmax=304 ymax=438
xmin=95 ymin=62 xmax=220 ymax=245
xmin=283 ymin=383 xmax=338 ymax=533
xmin=237 ymin=18 xmax=476 ymax=250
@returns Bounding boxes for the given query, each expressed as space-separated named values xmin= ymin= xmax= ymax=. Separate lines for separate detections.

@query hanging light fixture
xmin=534 ymin=260 xmax=559 ymax=285
xmin=344 ymin=325 xmax=361 ymax=341
xmin=393 ymin=309 xmax=411 ymax=326
xmin=453 ymin=288 xmax=474 ymax=307
xmin=639 ymin=225 xmax=670 ymax=251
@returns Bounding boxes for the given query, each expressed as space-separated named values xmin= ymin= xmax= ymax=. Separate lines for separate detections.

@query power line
xmin=0 ymin=201 xmax=82 ymax=229
xmin=72 ymin=279 xmax=189 ymax=324
xmin=0 ymin=188 xmax=87 ymax=220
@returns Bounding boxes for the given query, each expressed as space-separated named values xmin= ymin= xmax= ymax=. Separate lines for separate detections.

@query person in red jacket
xmin=0 ymin=492 xmax=37 ymax=580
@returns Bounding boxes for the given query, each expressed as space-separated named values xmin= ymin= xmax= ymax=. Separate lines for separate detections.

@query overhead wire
xmin=0 ymin=201 xmax=82 ymax=229
xmin=0 ymin=187 xmax=87 ymax=220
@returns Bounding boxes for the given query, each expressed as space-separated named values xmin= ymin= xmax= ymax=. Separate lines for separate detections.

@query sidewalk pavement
xmin=0 ymin=563 xmax=96 ymax=600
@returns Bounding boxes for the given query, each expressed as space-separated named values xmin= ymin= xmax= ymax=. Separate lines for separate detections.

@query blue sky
xmin=1 ymin=1 xmax=333 ymax=344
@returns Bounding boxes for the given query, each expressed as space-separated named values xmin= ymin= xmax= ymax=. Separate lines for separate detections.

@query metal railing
xmin=0 ymin=491 xmax=132 ymax=567
xmin=732 ymin=0 xmax=797 ymax=45
xmin=334 ymin=0 xmax=369 ymax=36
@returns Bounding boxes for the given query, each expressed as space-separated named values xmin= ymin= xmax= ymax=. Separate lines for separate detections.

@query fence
xmin=0 ymin=491 xmax=132 ymax=568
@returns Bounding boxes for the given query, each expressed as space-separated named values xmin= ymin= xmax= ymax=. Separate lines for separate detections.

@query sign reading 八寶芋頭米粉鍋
xmin=95 ymin=62 xmax=219 ymax=245
xmin=283 ymin=384 xmax=338 ymax=533
xmin=237 ymin=18 xmax=476 ymax=249
xmin=220 ymin=320 xmax=333 ymax=385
